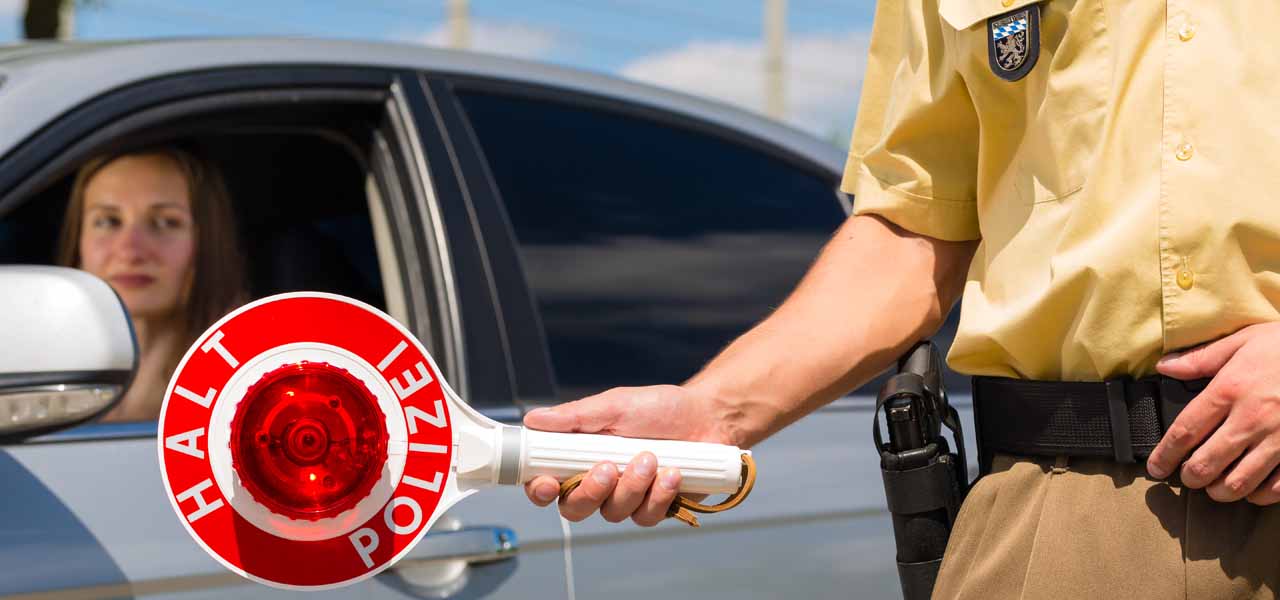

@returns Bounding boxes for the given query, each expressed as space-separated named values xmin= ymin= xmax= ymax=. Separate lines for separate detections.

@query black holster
xmin=874 ymin=342 xmax=970 ymax=600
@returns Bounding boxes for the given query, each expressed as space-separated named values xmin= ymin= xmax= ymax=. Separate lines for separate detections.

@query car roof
xmin=0 ymin=38 xmax=847 ymax=175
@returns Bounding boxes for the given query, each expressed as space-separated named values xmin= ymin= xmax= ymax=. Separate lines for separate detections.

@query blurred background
xmin=4 ymin=0 xmax=876 ymax=148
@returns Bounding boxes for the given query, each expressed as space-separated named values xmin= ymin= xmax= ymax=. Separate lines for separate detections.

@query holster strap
xmin=881 ymin=457 xmax=958 ymax=515
xmin=897 ymin=558 xmax=942 ymax=600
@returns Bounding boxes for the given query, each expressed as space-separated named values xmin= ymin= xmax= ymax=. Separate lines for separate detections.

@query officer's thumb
xmin=1156 ymin=329 xmax=1252 ymax=379
xmin=523 ymin=389 xmax=628 ymax=434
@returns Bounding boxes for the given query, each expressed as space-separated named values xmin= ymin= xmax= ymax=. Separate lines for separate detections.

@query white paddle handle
xmin=517 ymin=429 xmax=747 ymax=495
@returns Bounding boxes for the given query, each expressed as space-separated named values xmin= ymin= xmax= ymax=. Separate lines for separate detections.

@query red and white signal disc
xmin=157 ymin=293 xmax=455 ymax=589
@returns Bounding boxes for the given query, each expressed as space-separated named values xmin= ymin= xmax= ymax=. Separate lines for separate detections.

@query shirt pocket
xmin=941 ymin=0 xmax=1112 ymax=205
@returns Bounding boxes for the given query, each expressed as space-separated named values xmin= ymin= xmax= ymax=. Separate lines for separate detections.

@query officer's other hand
xmin=521 ymin=384 xmax=730 ymax=525
xmin=1149 ymin=322 xmax=1280 ymax=504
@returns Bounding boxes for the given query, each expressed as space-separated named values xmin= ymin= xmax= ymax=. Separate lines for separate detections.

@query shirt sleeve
xmin=840 ymin=0 xmax=981 ymax=242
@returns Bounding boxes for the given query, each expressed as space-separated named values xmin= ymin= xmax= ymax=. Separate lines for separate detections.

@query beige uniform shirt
xmin=841 ymin=0 xmax=1280 ymax=380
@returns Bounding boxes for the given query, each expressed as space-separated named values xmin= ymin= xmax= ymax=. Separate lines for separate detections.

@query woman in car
xmin=57 ymin=146 xmax=247 ymax=421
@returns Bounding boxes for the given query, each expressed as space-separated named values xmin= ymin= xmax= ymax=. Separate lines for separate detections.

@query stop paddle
xmin=158 ymin=292 xmax=753 ymax=589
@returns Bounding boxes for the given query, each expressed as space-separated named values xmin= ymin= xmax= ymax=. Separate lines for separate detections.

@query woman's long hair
xmin=57 ymin=145 xmax=248 ymax=375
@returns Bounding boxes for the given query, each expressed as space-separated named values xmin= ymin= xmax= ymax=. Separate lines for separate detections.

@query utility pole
xmin=23 ymin=0 xmax=74 ymax=40
xmin=764 ymin=0 xmax=787 ymax=120
xmin=449 ymin=0 xmax=471 ymax=50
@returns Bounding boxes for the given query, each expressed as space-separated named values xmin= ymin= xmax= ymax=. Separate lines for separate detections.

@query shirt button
xmin=1177 ymin=269 xmax=1194 ymax=290
xmin=1178 ymin=22 xmax=1196 ymax=41
xmin=1176 ymin=142 xmax=1195 ymax=161
xmin=1001 ymin=0 xmax=1014 ymax=6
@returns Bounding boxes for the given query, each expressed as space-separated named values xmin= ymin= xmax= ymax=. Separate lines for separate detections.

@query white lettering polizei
xmin=175 ymin=479 xmax=224 ymax=523
xmin=350 ymin=527 xmax=379 ymax=569
xmin=404 ymin=400 xmax=447 ymax=433
xmin=174 ymin=385 xmax=217 ymax=409
xmin=165 ymin=428 xmax=206 ymax=460
xmin=402 ymin=472 xmax=444 ymax=493
xmin=390 ymin=362 xmax=433 ymax=400
xmin=200 ymin=330 xmax=239 ymax=368
xmin=409 ymin=443 xmax=448 ymax=454
xmin=377 ymin=340 xmax=408 ymax=373
xmin=384 ymin=497 xmax=423 ymax=535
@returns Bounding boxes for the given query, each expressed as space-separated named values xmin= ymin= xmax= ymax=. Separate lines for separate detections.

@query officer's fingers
xmin=1155 ymin=329 xmax=1253 ymax=380
xmin=600 ymin=452 xmax=657 ymax=523
xmin=558 ymin=462 xmax=618 ymax=522
xmin=525 ymin=475 xmax=561 ymax=507
xmin=1207 ymin=441 xmax=1280 ymax=503
xmin=1247 ymin=465 xmax=1280 ymax=506
xmin=632 ymin=467 xmax=681 ymax=527
xmin=1179 ymin=422 xmax=1250 ymax=490
xmin=1148 ymin=383 xmax=1236 ymax=479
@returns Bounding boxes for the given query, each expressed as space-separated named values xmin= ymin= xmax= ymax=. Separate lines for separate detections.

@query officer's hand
xmin=1148 ymin=322 xmax=1280 ymax=504
xmin=521 ymin=384 xmax=732 ymax=525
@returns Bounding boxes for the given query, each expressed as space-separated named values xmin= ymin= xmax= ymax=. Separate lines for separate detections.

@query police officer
xmin=523 ymin=1 xmax=1280 ymax=596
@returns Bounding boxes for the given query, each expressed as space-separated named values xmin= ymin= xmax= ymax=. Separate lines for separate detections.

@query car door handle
xmin=394 ymin=525 xmax=518 ymax=566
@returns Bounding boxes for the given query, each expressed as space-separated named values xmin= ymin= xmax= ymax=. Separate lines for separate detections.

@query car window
xmin=0 ymin=129 xmax=392 ymax=424
xmin=457 ymin=90 xmax=847 ymax=401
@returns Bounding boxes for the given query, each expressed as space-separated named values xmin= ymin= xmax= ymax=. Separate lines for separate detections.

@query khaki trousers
xmin=932 ymin=454 xmax=1280 ymax=599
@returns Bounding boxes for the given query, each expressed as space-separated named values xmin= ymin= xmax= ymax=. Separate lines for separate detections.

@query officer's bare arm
xmin=523 ymin=213 xmax=978 ymax=524
xmin=686 ymin=213 xmax=977 ymax=448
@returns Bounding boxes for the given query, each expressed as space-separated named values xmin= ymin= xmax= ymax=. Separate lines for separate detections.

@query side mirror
xmin=0 ymin=266 xmax=136 ymax=442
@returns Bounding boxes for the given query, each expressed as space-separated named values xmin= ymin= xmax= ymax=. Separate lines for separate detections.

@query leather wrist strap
xmin=558 ymin=453 xmax=757 ymax=527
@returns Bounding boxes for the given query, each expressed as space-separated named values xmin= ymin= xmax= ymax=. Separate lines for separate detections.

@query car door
xmin=0 ymin=64 xmax=569 ymax=599
xmin=424 ymin=76 xmax=893 ymax=598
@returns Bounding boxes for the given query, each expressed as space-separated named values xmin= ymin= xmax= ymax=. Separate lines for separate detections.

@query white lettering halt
xmin=165 ymin=428 xmax=206 ymax=460
xmin=200 ymin=330 xmax=239 ymax=369
xmin=175 ymin=479 xmax=224 ymax=523
xmin=174 ymin=385 xmax=216 ymax=409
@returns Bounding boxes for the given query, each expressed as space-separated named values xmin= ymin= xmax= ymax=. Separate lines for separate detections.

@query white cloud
xmin=413 ymin=20 xmax=556 ymax=60
xmin=0 ymin=0 xmax=21 ymax=16
xmin=620 ymin=30 xmax=871 ymax=142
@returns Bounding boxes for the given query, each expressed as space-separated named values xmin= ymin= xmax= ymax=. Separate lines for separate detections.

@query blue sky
xmin=1 ymin=0 xmax=878 ymax=144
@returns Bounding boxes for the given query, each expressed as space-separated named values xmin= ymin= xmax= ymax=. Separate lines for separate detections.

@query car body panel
xmin=0 ymin=449 xmax=130 ymax=594
xmin=4 ymin=420 xmax=570 ymax=598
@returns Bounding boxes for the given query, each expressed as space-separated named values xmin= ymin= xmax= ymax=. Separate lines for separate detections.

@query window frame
xmin=397 ymin=72 xmax=526 ymax=410
xmin=432 ymin=73 xmax=848 ymax=404
xmin=0 ymin=67 xmax=464 ymax=442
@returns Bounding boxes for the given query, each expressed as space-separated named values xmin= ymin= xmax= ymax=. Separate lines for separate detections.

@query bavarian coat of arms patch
xmin=988 ymin=3 xmax=1040 ymax=82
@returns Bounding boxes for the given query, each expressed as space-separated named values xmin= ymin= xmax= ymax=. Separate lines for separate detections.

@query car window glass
xmin=0 ymin=131 xmax=388 ymax=424
xmin=458 ymin=90 xmax=848 ymax=401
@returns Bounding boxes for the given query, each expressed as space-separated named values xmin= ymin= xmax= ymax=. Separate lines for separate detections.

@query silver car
xmin=0 ymin=38 xmax=976 ymax=599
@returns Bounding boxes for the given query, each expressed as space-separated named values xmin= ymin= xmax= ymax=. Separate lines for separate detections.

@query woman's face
xmin=79 ymin=153 xmax=196 ymax=321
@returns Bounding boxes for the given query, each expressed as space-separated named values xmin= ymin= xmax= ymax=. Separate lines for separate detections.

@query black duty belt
xmin=972 ymin=375 xmax=1211 ymax=468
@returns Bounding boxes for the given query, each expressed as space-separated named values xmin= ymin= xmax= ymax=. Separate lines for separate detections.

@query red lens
xmin=230 ymin=362 xmax=388 ymax=521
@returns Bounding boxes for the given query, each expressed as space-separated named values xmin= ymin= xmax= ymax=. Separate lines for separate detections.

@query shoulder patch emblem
xmin=988 ymin=3 xmax=1040 ymax=82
